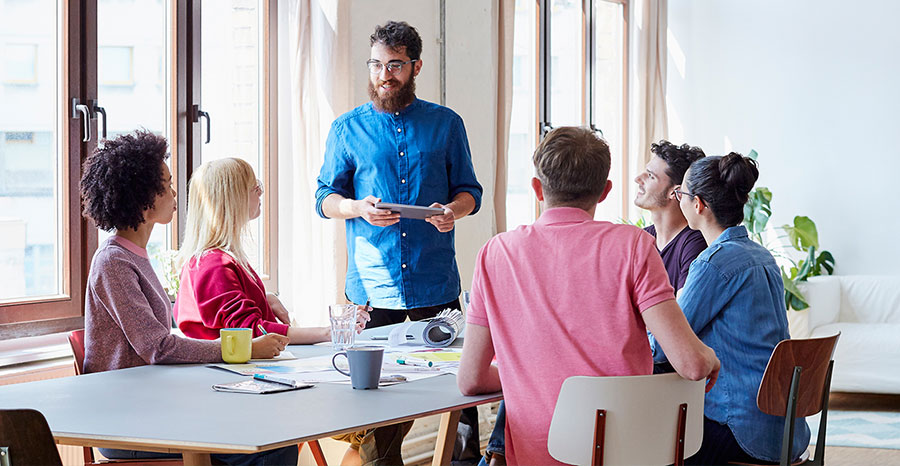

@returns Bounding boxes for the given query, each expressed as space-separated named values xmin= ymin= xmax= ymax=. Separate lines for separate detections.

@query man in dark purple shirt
xmin=634 ymin=140 xmax=708 ymax=292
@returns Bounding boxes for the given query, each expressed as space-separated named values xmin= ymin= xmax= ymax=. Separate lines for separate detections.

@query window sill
xmin=0 ymin=332 xmax=71 ymax=369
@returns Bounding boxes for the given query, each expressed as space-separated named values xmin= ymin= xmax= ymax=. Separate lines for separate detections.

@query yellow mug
xmin=220 ymin=328 xmax=252 ymax=364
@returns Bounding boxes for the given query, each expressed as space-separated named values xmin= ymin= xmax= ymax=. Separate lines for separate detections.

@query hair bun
xmin=718 ymin=152 xmax=759 ymax=204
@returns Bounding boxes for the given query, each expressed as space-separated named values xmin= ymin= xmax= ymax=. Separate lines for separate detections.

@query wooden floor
xmin=803 ymin=392 xmax=900 ymax=465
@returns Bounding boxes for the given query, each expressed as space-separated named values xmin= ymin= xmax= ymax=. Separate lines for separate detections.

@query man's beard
xmin=635 ymin=187 xmax=671 ymax=210
xmin=368 ymin=76 xmax=416 ymax=113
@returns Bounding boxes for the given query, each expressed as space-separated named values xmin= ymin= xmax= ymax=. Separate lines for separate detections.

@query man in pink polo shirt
xmin=457 ymin=127 xmax=720 ymax=465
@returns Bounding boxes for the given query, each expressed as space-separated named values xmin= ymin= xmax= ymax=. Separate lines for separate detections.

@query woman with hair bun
xmin=652 ymin=152 xmax=810 ymax=464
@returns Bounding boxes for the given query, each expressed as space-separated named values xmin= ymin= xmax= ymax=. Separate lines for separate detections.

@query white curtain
xmin=283 ymin=0 xmax=352 ymax=326
xmin=492 ymin=0 xmax=515 ymax=234
xmin=634 ymin=0 xmax=668 ymax=167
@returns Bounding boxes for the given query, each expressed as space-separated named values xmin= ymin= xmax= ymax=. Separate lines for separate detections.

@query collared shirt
xmin=644 ymin=224 xmax=707 ymax=291
xmin=467 ymin=207 xmax=674 ymax=465
xmin=652 ymin=225 xmax=809 ymax=462
xmin=315 ymin=98 xmax=482 ymax=309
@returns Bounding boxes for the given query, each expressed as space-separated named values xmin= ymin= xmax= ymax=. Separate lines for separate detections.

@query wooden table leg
xmin=432 ymin=410 xmax=462 ymax=466
xmin=181 ymin=452 xmax=213 ymax=466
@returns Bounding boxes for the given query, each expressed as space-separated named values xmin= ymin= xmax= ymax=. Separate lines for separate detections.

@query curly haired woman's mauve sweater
xmin=84 ymin=236 xmax=221 ymax=374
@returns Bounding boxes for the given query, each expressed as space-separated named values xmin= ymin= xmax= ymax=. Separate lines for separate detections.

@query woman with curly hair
xmin=80 ymin=130 xmax=295 ymax=465
xmin=174 ymin=157 xmax=368 ymax=345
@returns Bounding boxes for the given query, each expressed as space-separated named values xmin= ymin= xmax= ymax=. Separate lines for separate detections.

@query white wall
xmin=666 ymin=0 xmax=900 ymax=275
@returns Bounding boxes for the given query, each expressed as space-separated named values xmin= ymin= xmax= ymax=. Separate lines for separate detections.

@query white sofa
xmin=789 ymin=275 xmax=900 ymax=394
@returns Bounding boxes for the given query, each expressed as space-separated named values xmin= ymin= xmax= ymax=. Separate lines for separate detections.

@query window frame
xmin=0 ymin=0 xmax=97 ymax=340
xmin=1 ymin=0 xmax=281 ymax=339
xmin=512 ymin=0 xmax=631 ymax=226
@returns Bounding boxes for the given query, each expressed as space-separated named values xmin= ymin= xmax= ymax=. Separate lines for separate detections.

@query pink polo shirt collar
xmin=110 ymin=235 xmax=150 ymax=259
xmin=535 ymin=206 xmax=595 ymax=226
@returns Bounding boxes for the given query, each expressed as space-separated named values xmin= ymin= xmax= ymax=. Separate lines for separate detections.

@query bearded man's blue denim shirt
xmin=315 ymin=99 xmax=482 ymax=309
xmin=652 ymin=226 xmax=810 ymax=462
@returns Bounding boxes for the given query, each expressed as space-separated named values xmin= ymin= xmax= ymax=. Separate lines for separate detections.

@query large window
xmin=0 ymin=0 xmax=88 ymax=336
xmin=199 ymin=0 xmax=275 ymax=286
xmin=506 ymin=0 xmax=630 ymax=229
xmin=0 ymin=0 xmax=279 ymax=339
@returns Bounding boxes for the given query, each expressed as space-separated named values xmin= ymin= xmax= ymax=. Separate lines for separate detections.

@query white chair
xmin=548 ymin=372 xmax=705 ymax=466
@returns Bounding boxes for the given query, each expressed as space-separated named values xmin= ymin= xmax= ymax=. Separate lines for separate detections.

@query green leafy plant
xmin=742 ymin=150 xmax=835 ymax=310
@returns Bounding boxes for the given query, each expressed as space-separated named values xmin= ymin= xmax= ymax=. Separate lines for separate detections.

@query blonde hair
xmin=179 ymin=158 xmax=257 ymax=270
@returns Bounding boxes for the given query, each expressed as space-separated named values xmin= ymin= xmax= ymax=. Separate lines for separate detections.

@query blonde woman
xmin=174 ymin=157 xmax=369 ymax=343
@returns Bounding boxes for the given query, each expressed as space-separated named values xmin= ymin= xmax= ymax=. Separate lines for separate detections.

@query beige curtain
xmin=493 ymin=0 xmax=515 ymax=234
xmin=634 ymin=0 xmax=668 ymax=167
xmin=284 ymin=0 xmax=351 ymax=326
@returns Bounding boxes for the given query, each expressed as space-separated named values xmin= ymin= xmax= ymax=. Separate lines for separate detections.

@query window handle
xmin=72 ymin=98 xmax=91 ymax=142
xmin=192 ymin=104 xmax=210 ymax=144
xmin=91 ymin=100 xmax=107 ymax=140
xmin=540 ymin=122 xmax=554 ymax=138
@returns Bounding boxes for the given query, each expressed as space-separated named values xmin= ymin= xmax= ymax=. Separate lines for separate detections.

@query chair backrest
xmin=757 ymin=333 xmax=840 ymax=418
xmin=68 ymin=329 xmax=86 ymax=375
xmin=548 ymin=372 xmax=705 ymax=466
xmin=0 ymin=408 xmax=64 ymax=466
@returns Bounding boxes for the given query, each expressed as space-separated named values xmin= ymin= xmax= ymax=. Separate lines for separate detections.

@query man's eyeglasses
xmin=366 ymin=59 xmax=418 ymax=75
xmin=673 ymin=189 xmax=695 ymax=202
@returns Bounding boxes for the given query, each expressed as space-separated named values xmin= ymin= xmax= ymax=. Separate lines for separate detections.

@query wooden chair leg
xmin=303 ymin=440 xmax=328 ymax=466
xmin=83 ymin=446 xmax=95 ymax=464
xmin=781 ymin=367 xmax=802 ymax=466
xmin=810 ymin=361 xmax=834 ymax=466
xmin=592 ymin=409 xmax=607 ymax=466
xmin=674 ymin=403 xmax=688 ymax=466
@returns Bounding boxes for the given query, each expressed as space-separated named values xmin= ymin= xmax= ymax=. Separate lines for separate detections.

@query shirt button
xmin=397 ymin=128 xmax=402 ymax=133
xmin=401 ymin=179 xmax=406 ymax=183
xmin=399 ymin=151 xmax=404 ymax=156
xmin=402 ymin=232 xmax=407 ymax=237
xmin=394 ymin=112 xmax=400 ymax=116
xmin=402 ymin=263 xmax=407 ymax=269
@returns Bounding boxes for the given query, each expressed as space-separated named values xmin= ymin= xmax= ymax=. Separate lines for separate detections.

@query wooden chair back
xmin=67 ymin=329 xmax=86 ymax=376
xmin=757 ymin=333 xmax=840 ymax=418
xmin=548 ymin=372 xmax=705 ymax=466
xmin=0 ymin=408 xmax=63 ymax=466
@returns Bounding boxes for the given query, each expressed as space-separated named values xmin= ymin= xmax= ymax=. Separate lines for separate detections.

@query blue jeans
xmin=98 ymin=446 xmax=299 ymax=466
xmin=478 ymin=401 xmax=506 ymax=466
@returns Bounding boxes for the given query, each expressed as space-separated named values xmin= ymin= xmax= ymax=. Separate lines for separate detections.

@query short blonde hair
xmin=179 ymin=158 xmax=257 ymax=270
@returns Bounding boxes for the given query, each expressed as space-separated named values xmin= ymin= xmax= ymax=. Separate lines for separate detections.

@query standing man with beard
xmin=316 ymin=21 xmax=483 ymax=466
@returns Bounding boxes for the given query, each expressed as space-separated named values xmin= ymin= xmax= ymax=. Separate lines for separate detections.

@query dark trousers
xmin=685 ymin=417 xmax=778 ymax=465
xmin=362 ymin=298 xmax=480 ymax=465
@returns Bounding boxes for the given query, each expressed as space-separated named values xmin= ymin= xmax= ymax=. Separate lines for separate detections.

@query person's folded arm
xmin=457 ymin=323 xmax=501 ymax=396
xmin=643 ymin=299 xmax=721 ymax=392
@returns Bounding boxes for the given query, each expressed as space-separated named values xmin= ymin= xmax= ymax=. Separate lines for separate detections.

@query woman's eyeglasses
xmin=673 ymin=189 xmax=695 ymax=202
xmin=253 ymin=179 xmax=264 ymax=195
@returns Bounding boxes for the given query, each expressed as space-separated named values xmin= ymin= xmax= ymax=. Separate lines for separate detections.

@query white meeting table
xmin=0 ymin=325 xmax=501 ymax=465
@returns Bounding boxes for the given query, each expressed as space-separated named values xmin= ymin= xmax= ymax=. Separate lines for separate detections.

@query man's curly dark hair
xmin=80 ymin=130 xmax=169 ymax=231
xmin=370 ymin=21 xmax=422 ymax=60
xmin=650 ymin=139 xmax=706 ymax=185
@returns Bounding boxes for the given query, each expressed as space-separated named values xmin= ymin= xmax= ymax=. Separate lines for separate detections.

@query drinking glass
xmin=329 ymin=304 xmax=358 ymax=351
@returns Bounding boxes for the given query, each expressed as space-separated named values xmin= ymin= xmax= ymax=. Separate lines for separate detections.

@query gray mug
xmin=332 ymin=346 xmax=384 ymax=389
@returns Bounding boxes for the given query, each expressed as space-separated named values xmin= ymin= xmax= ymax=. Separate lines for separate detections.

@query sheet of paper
xmin=388 ymin=321 xmax=417 ymax=347
xmin=248 ymin=350 xmax=297 ymax=363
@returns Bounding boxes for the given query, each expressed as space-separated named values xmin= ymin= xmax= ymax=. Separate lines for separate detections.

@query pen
xmin=396 ymin=358 xmax=433 ymax=367
xmin=257 ymin=324 xmax=268 ymax=335
xmin=371 ymin=335 xmax=414 ymax=340
xmin=253 ymin=373 xmax=300 ymax=387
